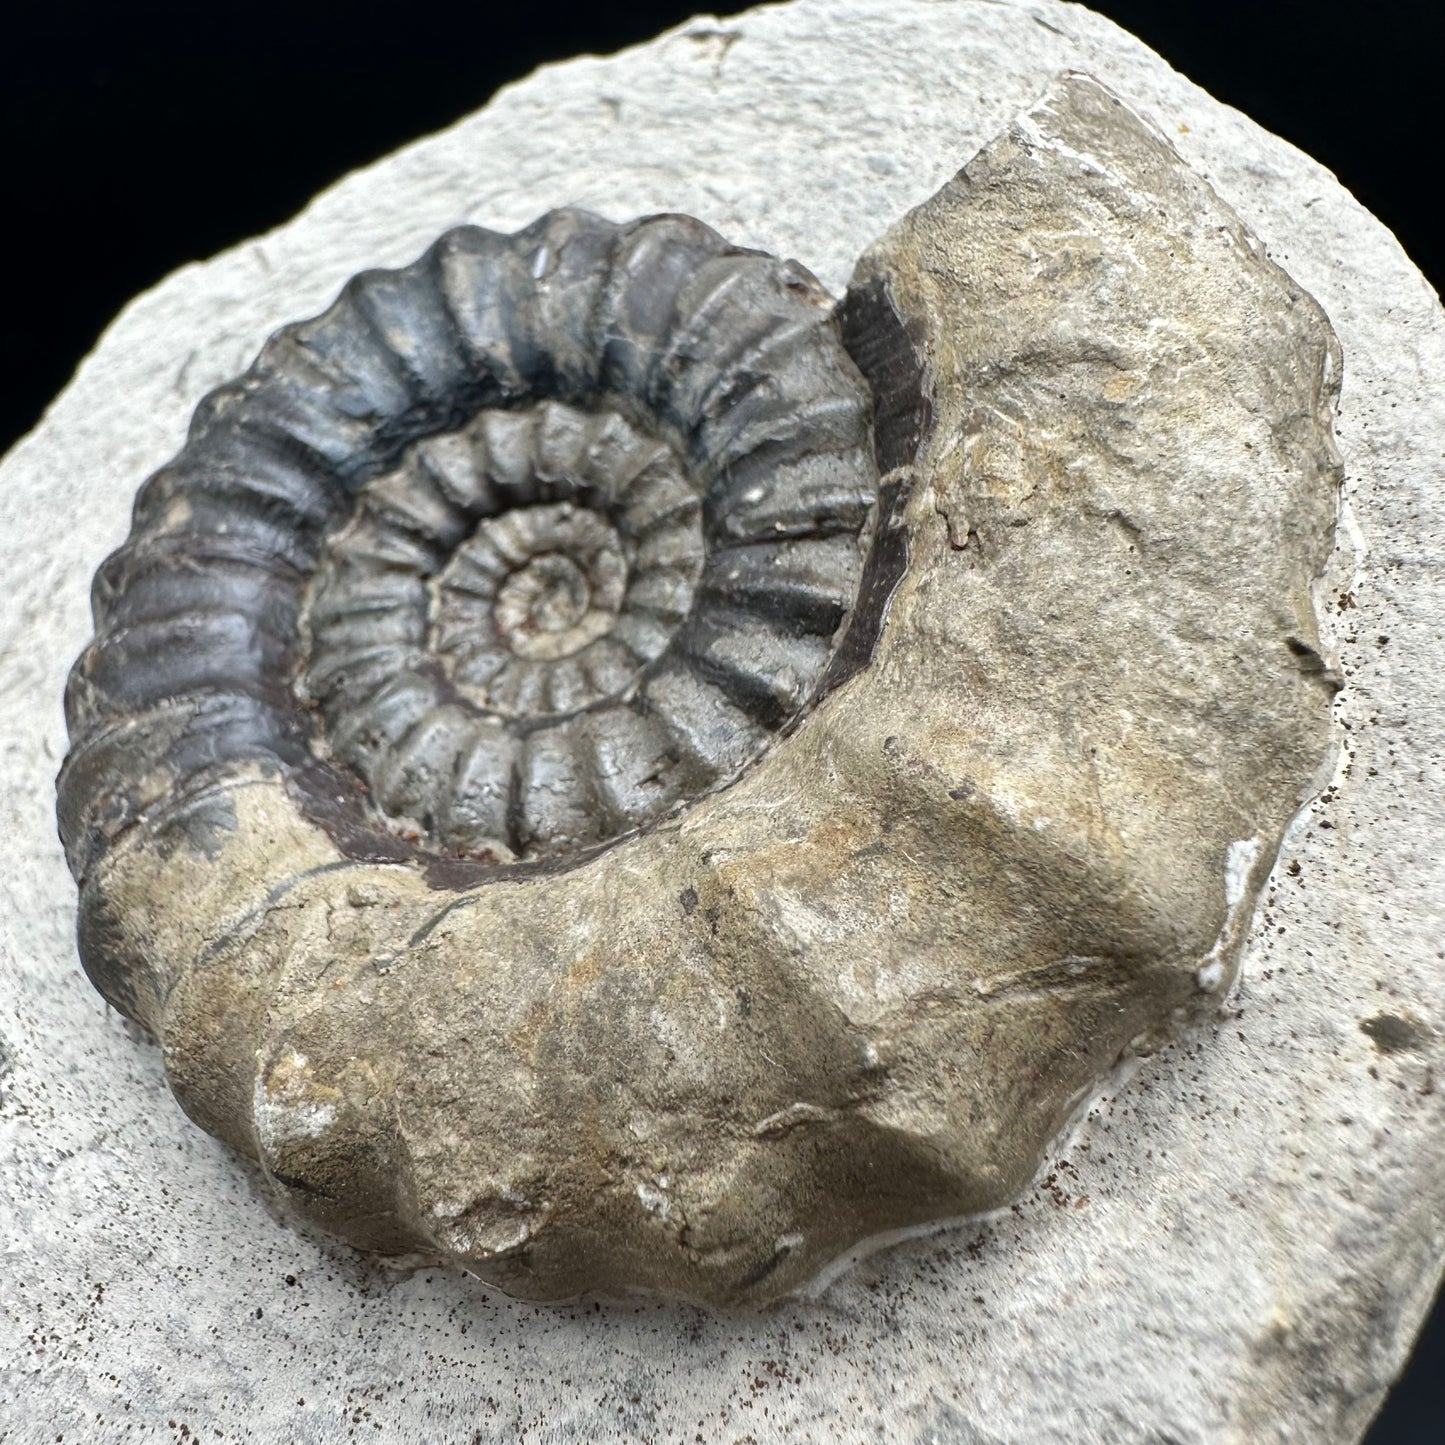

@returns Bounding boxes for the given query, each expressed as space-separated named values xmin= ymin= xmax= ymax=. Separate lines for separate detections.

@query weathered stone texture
xmin=2 ymin=3 xmax=1443 ymax=1441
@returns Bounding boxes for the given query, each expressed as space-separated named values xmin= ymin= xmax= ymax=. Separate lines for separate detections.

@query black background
xmin=2 ymin=1 xmax=1440 ymax=1437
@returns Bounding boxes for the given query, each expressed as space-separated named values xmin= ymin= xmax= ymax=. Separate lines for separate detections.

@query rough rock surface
xmin=1 ymin=1 xmax=1442 ymax=1440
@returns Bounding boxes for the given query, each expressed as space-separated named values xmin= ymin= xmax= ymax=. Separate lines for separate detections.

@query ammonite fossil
xmin=56 ymin=77 xmax=1342 ymax=1307
xmin=61 ymin=208 xmax=878 ymax=901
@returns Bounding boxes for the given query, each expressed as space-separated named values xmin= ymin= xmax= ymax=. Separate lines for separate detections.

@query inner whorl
xmin=58 ymin=208 xmax=881 ymax=882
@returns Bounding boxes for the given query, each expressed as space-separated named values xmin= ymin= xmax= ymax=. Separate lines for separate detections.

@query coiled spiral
xmin=58 ymin=209 xmax=879 ymax=883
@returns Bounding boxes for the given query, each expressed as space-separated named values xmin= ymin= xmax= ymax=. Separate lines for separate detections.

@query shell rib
xmin=59 ymin=209 xmax=879 ymax=914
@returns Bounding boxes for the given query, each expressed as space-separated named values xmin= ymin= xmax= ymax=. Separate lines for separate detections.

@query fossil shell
xmin=59 ymin=208 xmax=879 ymax=914
xmin=54 ymin=77 xmax=1343 ymax=1309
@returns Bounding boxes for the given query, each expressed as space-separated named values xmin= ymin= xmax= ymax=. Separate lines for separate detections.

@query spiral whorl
xmin=58 ymin=208 xmax=879 ymax=896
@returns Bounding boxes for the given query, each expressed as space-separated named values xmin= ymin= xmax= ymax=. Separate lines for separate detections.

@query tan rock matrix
xmin=53 ymin=75 xmax=1340 ymax=1309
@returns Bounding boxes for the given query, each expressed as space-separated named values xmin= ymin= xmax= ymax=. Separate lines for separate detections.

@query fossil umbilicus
xmin=57 ymin=77 xmax=1342 ymax=1306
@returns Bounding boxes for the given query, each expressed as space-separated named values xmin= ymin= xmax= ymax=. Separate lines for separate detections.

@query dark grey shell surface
xmin=58 ymin=208 xmax=882 ymax=992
